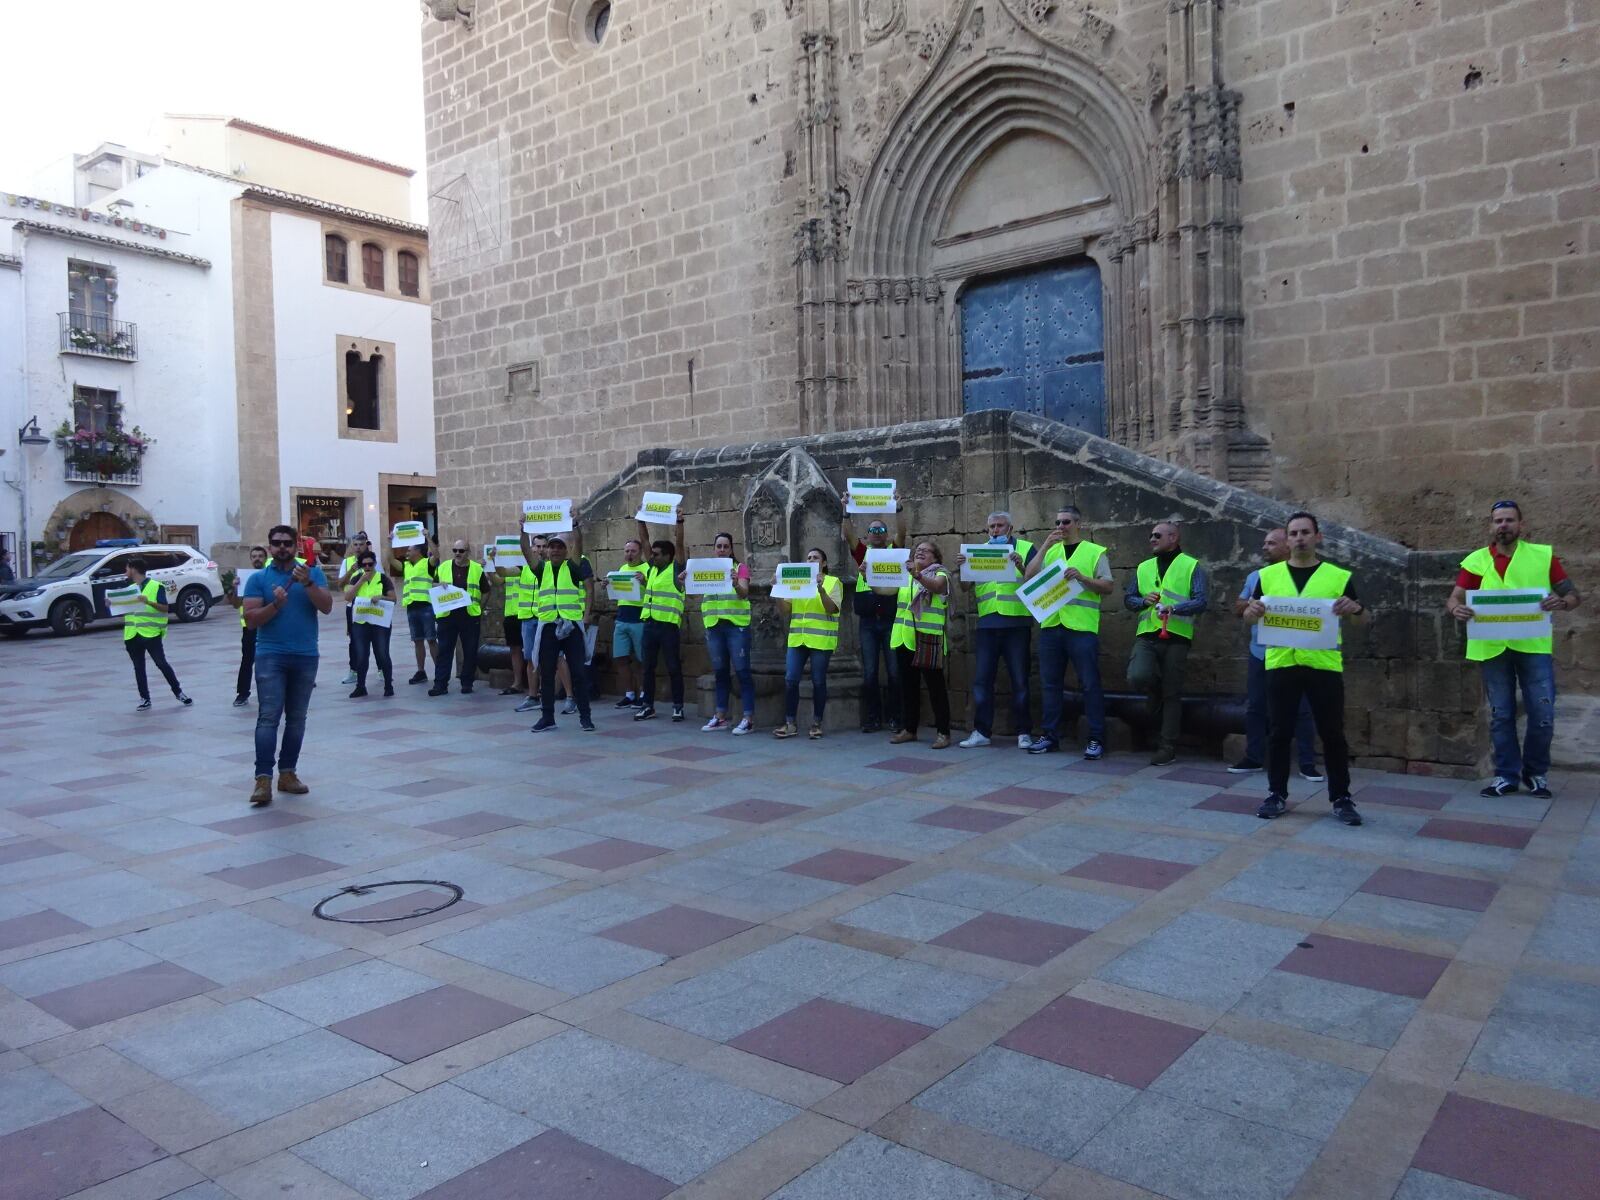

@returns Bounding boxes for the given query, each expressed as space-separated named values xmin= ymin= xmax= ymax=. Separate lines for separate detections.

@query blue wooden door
xmin=960 ymin=260 xmax=1105 ymax=435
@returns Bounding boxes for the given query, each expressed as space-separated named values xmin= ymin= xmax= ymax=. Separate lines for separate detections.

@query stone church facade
xmin=421 ymin=0 xmax=1597 ymax=702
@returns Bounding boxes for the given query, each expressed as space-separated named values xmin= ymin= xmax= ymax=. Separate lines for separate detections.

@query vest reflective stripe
xmin=889 ymin=575 xmax=948 ymax=651
xmin=974 ymin=538 xmax=1033 ymax=619
xmin=855 ymin=540 xmax=897 ymax=592
xmin=123 ymin=579 xmax=167 ymax=640
xmin=502 ymin=573 xmax=527 ymax=617
xmin=786 ymin=574 xmax=842 ymax=649
xmin=1135 ymin=553 xmax=1199 ymax=639
xmin=402 ymin=558 xmax=433 ymax=605
xmin=642 ymin=563 xmax=683 ymax=625
xmin=1038 ymin=540 xmax=1106 ymax=632
xmin=702 ymin=561 xmax=751 ymax=627
xmin=515 ymin=565 xmax=539 ymax=619
xmin=534 ymin=560 xmax=585 ymax=622
xmin=1260 ymin=560 xmax=1351 ymax=673
xmin=1460 ymin=542 xmax=1554 ymax=661
xmin=434 ymin=559 xmax=484 ymax=616
xmin=356 ymin=576 xmax=386 ymax=600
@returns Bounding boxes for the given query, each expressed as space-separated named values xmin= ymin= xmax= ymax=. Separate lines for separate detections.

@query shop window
xmin=361 ymin=242 xmax=384 ymax=290
xmin=398 ymin=250 xmax=420 ymax=297
xmin=296 ymin=496 xmax=348 ymax=547
xmin=346 ymin=349 xmax=381 ymax=431
xmin=325 ymin=234 xmax=349 ymax=283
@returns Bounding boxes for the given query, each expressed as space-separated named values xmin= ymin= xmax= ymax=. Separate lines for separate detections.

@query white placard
xmin=491 ymin=536 xmax=527 ymax=570
xmin=635 ymin=491 xmax=683 ymax=525
xmin=846 ymin=477 xmax=897 ymax=514
xmin=429 ymin=584 xmax=472 ymax=616
xmin=1017 ymin=559 xmax=1085 ymax=624
xmin=1257 ymin=597 xmax=1339 ymax=650
xmin=772 ymin=562 xmax=819 ymax=600
xmin=684 ymin=557 xmax=734 ymax=596
xmin=584 ymin=624 xmax=599 ymax=665
xmin=353 ymin=598 xmax=395 ymax=627
xmin=231 ymin=568 xmax=257 ymax=596
xmin=107 ymin=586 xmax=147 ymax=614
xmin=1465 ymin=589 xmax=1552 ymax=641
xmin=521 ymin=499 xmax=572 ymax=535
xmin=607 ymin=570 xmax=644 ymax=603
xmin=960 ymin=544 xmax=1021 ymax=584
xmin=391 ymin=521 xmax=426 ymax=548
xmin=863 ymin=547 xmax=911 ymax=590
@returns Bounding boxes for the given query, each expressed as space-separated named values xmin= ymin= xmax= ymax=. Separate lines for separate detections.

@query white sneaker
xmin=702 ymin=716 xmax=729 ymax=732
xmin=1017 ymin=734 xmax=1034 ymax=750
xmin=959 ymin=731 xmax=991 ymax=748
xmin=731 ymin=717 xmax=754 ymax=736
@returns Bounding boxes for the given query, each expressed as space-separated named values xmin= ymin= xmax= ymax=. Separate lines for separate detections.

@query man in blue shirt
xmin=242 ymin=524 xmax=333 ymax=806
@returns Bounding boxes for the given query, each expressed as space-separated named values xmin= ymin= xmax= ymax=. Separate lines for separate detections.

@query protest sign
xmin=863 ymin=547 xmax=911 ymax=590
xmin=521 ymin=499 xmax=572 ymax=535
xmin=959 ymin=544 xmax=1020 ymax=584
xmin=391 ymin=521 xmax=426 ymax=548
xmin=107 ymin=586 xmax=147 ymax=614
xmin=845 ymin=478 xmax=896 ymax=514
xmin=1465 ymin=590 xmax=1551 ymax=642
xmin=1018 ymin=559 xmax=1084 ymax=624
xmin=684 ymin=558 xmax=734 ymax=596
xmin=606 ymin=571 xmax=643 ymax=603
xmin=353 ymin=598 xmax=395 ymax=627
xmin=1258 ymin=597 xmax=1339 ymax=650
xmin=429 ymin=584 xmax=472 ymax=617
xmin=491 ymin=536 xmax=527 ymax=570
xmin=772 ymin=562 xmax=819 ymax=600
xmin=635 ymin=492 xmax=682 ymax=525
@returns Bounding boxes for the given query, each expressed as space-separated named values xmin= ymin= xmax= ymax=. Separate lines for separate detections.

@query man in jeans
xmin=842 ymin=500 xmax=908 ymax=733
xmin=1230 ymin=527 xmax=1321 ymax=781
xmin=955 ymin=511 xmax=1037 ymax=749
xmin=224 ymin=544 xmax=268 ymax=707
xmin=1448 ymin=500 xmax=1581 ymax=799
xmin=1026 ymin=505 xmax=1115 ymax=758
xmin=242 ymin=524 xmax=333 ymax=806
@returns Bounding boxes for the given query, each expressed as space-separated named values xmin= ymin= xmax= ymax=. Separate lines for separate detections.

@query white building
xmin=0 ymin=120 xmax=436 ymax=576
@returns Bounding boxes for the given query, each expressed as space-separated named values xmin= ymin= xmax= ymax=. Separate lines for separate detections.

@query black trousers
xmin=641 ymin=621 xmax=683 ymax=707
xmin=433 ymin=613 xmax=481 ymax=690
xmin=127 ymin=637 xmax=181 ymax=700
xmin=346 ymin=605 xmax=357 ymax=671
xmin=540 ymin=625 xmax=592 ymax=720
xmin=352 ymin=622 xmax=394 ymax=687
xmin=1266 ymin=665 xmax=1351 ymax=799
xmin=897 ymin=647 xmax=951 ymax=736
xmin=236 ymin=626 xmax=256 ymax=699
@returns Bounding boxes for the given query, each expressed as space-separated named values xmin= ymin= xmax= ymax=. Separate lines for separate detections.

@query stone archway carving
xmin=39 ymin=487 xmax=158 ymax=565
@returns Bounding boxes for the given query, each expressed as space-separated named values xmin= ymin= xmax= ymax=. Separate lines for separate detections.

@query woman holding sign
xmin=773 ymin=548 xmax=843 ymax=739
xmin=343 ymin=550 xmax=396 ymax=698
xmin=699 ymin=532 xmax=756 ymax=735
xmin=889 ymin=542 xmax=952 ymax=749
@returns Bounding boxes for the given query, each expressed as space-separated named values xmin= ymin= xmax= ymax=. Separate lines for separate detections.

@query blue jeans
xmin=254 ymin=653 xmax=318 ymax=778
xmin=1480 ymin=650 xmax=1556 ymax=778
xmin=857 ymin=615 xmax=900 ymax=728
xmin=1038 ymin=627 xmax=1104 ymax=741
xmin=785 ymin=645 xmax=832 ymax=723
xmin=1245 ymin=654 xmax=1316 ymax=767
xmin=973 ymin=625 xmax=1031 ymax=737
xmin=705 ymin=622 xmax=755 ymax=716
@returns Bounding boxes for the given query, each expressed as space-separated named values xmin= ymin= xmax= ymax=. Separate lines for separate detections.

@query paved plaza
xmin=2 ymin=616 xmax=1598 ymax=1200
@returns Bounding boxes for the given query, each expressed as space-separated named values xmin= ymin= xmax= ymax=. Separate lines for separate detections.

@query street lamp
xmin=16 ymin=416 xmax=50 ymax=576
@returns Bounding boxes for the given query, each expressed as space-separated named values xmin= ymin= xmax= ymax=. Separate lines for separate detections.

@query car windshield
xmin=32 ymin=553 xmax=103 ymax=580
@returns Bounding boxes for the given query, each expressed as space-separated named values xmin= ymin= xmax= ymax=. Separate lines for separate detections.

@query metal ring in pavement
xmin=312 ymin=879 xmax=464 ymax=924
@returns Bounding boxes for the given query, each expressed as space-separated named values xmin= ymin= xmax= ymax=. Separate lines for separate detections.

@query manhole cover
xmin=313 ymin=880 xmax=464 ymax=924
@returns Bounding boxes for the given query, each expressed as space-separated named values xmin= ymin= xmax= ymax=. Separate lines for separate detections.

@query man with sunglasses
xmin=1026 ymin=506 xmax=1115 ymax=758
xmin=430 ymin=540 xmax=496 ymax=696
xmin=336 ymin=531 xmax=373 ymax=685
xmin=954 ymin=511 xmax=1038 ymax=749
xmin=842 ymin=496 xmax=909 ymax=733
xmin=241 ymin=524 xmax=334 ymax=807
xmin=1124 ymin=521 xmax=1209 ymax=765
xmin=1448 ymin=500 xmax=1580 ymax=800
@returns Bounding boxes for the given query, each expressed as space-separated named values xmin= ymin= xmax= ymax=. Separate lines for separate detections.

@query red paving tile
xmin=536 ymin=749 xmax=604 ymax=767
xmin=729 ymin=997 xmax=932 ymax=1082
xmin=1352 ymin=785 xmax=1451 ymax=811
xmin=640 ymin=766 xmax=720 ymax=786
xmin=56 ymin=774 xmax=131 ymax=793
xmin=974 ymin=785 xmax=1072 ymax=810
xmin=383 ymin=748 xmax=445 ymax=764
xmin=702 ymin=798 xmax=807 ymax=824
xmin=0 ymin=909 xmax=90 ymax=952
xmin=1417 ymin=818 xmax=1534 ymax=850
xmin=783 ymin=849 xmax=912 ymax=885
xmin=1412 ymin=1093 xmax=1600 ymax=1200
xmin=12 ymin=796 xmax=109 ymax=818
xmin=549 ymin=838 xmax=670 ymax=870
xmin=0 ymin=838 xmax=64 ymax=865
xmin=1359 ymin=865 xmax=1498 ymax=912
xmin=931 ymin=912 xmax=1091 ymax=966
xmin=1277 ymin=934 xmax=1451 ymax=999
xmin=416 ymin=1129 xmax=674 ymax=1200
xmin=866 ymin=756 xmax=948 ymax=775
xmin=654 ymin=746 xmax=737 ymax=762
xmin=599 ymin=904 xmax=754 ymax=957
xmin=1161 ymin=766 xmax=1237 ymax=787
xmin=915 ymin=806 xmax=1023 ymax=833
xmin=386 ymin=778 xmax=475 ymax=798
xmin=418 ymin=811 xmax=525 ymax=838
xmin=329 ymin=889 xmax=485 ymax=935
xmin=204 ymin=808 xmax=314 ymax=836
xmin=0 ymin=1105 xmax=167 ymax=1200
xmin=207 ymin=853 xmax=343 ymax=890
xmin=999 ymin=995 xmax=1203 ymax=1088
xmin=31 ymin=961 xmax=216 ymax=1029
xmin=330 ymin=984 xmax=529 ymax=1063
xmin=1193 ymin=791 xmax=1265 ymax=815
xmin=1062 ymin=758 xmax=1144 ymax=776
xmin=1065 ymin=852 xmax=1195 ymax=891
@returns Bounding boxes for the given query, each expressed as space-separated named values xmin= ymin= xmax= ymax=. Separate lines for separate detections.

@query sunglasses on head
xmin=1491 ymin=500 xmax=1518 ymax=512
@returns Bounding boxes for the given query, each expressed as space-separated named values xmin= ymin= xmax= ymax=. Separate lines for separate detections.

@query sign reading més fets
xmin=3 ymin=194 xmax=168 ymax=239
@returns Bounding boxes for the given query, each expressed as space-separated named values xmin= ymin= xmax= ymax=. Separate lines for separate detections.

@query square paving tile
xmin=1465 ymin=973 xmax=1600 ymax=1101
xmin=0 ymin=838 xmax=63 ymax=866
xmin=826 ymin=959 xmax=1004 ymax=1028
xmin=1193 ymin=791 xmax=1263 ymax=814
xmin=783 ymin=848 xmax=911 ymax=884
xmin=415 ymin=1129 xmax=675 ymax=1199
xmin=654 ymin=746 xmax=735 ymax=762
xmin=386 ymin=778 xmax=475 ymax=798
xmin=867 ymin=756 xmax=948 ymax=775
xmin=1358 ymin=865 xmax=1499 ymax=912
xmin=330 ymin=985 xmax=530 ymax=1063
xmin=259 ymin=961 xmax=442 ymax=1026
xmin=628 ymin=970 xmax=809 ymax=1041
xmin=454 ymin=1029 xmax=677 ymax=1127
xmin=973 ymin=785 xmax=1072 ymax=810
xmin=0 ymin=1105 xmax=167 ymax=1200
xmin=1063 ymin=757 xmax=1144 ymax=776
xmin=1331 ymin=892 xmax=1482 ymax=945
xmin=898 ymin=869 xmax=1036 ymax=911
xmin=1355 ymin=785 xmax=1451 ymax=810
xmin=932 ymin=911 xmax=1090 ymax=966
xmin=1411 ymin=1094 xmax=1600 ymax=1200
xmin=772 ymin=1132 xmax=1025 ymax=1199
xmin=0 ymin=1064 xmax=91 ymax=1137
xmin=176 ymin=1028 xmax=397 ymax=1125
xmin=206 ymin=852 xmax=342 ymax=889
xmin=638 ymin=765 xmax=720 ymax=787
xmin=32 ymin=961 xmax=217 ymax=1029
xmin=915 ymin=805 xmax=1022 ymax=833
xmin=549 ymin=838 xmax=671 ymax=869
xmin=417 ymin=811 xmax=525 ymax=838
xmin=1066 ymin=852 xmax=1195 ymax=890
xmin=122 ymin=910 xmax=337 ymax=985
xmin=23 ymin=870 xmax=201 ymax=928
xmin=0 ymin=908 xmax=89 ymax=952
xmin=12 ymin=796 xmax=109 ymax=818
xmin=1524 ymin=892 xmax=1600 ymax=968
xmin=1162 ymin=766 xmax=1238 ymax=787
xmin=1277 ymin=933 xmax=1451 ymax=999
xmin=1000 ymin=995 xmax=1202 ymax=1088
xmin=1097 ymin=913 xmax=1307 ymax=1010
xmin=702 ymin=798 xmax=808 ymax=823
xmin=837 ymin=894 xmax=980 ymax=941
xmin=1231 ymin=970 xmax=1420 ymax=1049
xmin=729 ymin=996 xmax=932 ymax=1082
xmin=1149 ymin=1033 xmax=1368 ymax=1140
xmin=112 ymin=999 xmax=313 ymax=1078
xmin=203 ymin=808 xmax=313 ymax=835
xmin=324 ymin=889 xmax=487 ymax=934
xmin=597 ymin=904 xmax=753 ymax=957
xmin=1216 ymin=851 xmax=1376 ymax=918
xmin=1417 ymin=818 xmax=1534 ymax=850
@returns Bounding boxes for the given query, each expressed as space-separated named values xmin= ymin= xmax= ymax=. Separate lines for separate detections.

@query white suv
xmin=0 ymin=544 xmax=223 ymax=638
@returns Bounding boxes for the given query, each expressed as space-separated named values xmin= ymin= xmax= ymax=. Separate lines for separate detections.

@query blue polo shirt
xmin=244 ymin=561 xmax=328 ymax=657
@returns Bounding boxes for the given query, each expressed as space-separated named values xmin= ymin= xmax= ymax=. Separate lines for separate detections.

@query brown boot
xmin=249 ymin=776 xmax=272 ymax=807
xmin=889 ymin=730 xmax=917 ymax=745
xmin=277 ymin=770 xmax=309 ymax=795
xmin=930 ymin=733 xmax=951 ymax=750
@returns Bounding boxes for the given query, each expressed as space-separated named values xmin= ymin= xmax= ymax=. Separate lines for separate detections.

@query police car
xmin=0 ymin=540 xmax=223 ymax=637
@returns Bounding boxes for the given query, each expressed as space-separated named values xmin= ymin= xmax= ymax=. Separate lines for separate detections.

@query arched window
xmin=324 ymin=234 xmax=348 ymax=283
xmin=361 ymin=242 xmax=385 ymax=290
xmin=398 ymin=250 xmax=420 ymax=297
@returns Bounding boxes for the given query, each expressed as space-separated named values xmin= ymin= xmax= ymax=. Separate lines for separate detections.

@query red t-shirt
xmin=1455 ymin=544 xmax=1567 ymax=590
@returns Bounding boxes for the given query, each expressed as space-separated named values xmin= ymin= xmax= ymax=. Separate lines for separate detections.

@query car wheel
xmin=49 ymin=597 xmax=90 ymax=636
xmin=175 ymin=585 xmax=211 ymax=623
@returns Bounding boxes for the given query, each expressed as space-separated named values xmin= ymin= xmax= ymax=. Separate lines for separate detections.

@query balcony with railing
xmin=54 ymin=425 xmax=151 ymax=487
xmin=59 ymin=312 xmax=138 ymax=361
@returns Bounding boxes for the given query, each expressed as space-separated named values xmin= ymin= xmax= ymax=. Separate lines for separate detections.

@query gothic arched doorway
xmin=69 ymin=511 xmax=132 ymax=550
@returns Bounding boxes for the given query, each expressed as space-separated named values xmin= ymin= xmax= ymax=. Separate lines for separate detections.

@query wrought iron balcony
xmin=59 ymin=312 xmax=138 ymax=361
xmin=64 ymin=463 xmax=142 ymax=485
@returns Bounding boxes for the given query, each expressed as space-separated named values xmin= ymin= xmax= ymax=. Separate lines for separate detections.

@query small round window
xmin=586 ymin=1 xmax=611 ymax=45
